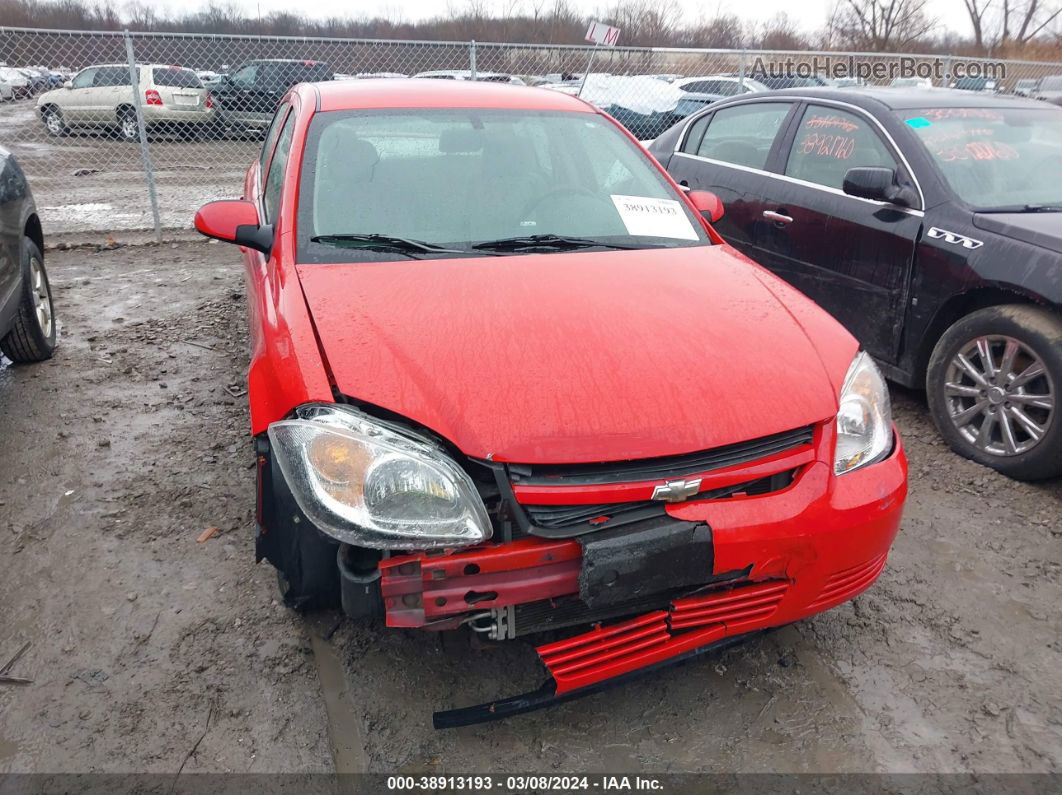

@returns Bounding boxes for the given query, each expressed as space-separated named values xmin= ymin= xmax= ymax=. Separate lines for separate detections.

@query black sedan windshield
xmin=900 ymin=107 xmax=1062 ymax=209
xmin=297 ymin=108 xmax=709 ymax=261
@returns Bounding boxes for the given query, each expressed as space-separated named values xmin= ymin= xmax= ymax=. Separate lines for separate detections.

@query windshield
xmin=297 ymin=108 xmax=709 ymax=262
xmin=901 ymin=107 xmax=1062 ymax=208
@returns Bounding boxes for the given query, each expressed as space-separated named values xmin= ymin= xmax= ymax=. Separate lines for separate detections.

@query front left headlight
xmin=834 ymin=351 xmax=893 ymax=475
xmin=268 ymin=404 xmax=491 ymax=549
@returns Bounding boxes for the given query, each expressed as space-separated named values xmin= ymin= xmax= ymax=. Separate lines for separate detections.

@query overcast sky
xmin=172 ymin=0 xmax=974 ymax=37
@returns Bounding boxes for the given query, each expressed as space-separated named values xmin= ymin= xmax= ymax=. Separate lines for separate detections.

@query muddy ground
xmin=0 ymin=240 xmax=1060 ymax=777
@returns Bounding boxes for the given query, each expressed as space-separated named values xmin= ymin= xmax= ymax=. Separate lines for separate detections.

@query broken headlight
xmin=268 ymin=404 xmax=491 ymax=549
xmin=834 ymin=351 xmax=892 ymax=475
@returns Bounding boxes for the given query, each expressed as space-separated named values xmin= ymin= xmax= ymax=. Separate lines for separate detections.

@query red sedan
xmin=195 ymin=79 xmax=907 ymax=727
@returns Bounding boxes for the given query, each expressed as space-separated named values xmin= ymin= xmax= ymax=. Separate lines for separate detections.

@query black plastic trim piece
xmin=433 ymin=630 xmax=765 ymax=729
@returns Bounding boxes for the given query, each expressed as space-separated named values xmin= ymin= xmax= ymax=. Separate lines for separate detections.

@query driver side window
xmin=231 ymin=64 xmax=257 ymax=89
xmin=263 ymin=113 xmax=295 ymax=223
xmin=260 ymin=105 xmax=290 ymax=170
xmin=71 ymin=68 xmax=97 ymax=89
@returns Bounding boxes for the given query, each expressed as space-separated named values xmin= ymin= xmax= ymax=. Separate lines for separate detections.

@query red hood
xmin=295 ymin=245 xmax=856 ymax=464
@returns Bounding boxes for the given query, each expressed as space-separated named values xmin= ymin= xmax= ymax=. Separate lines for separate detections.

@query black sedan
xmin=650 ymin=88 xmax=1061 ymax=480
xmin=0 ymin=146 xmax=55 ymax=364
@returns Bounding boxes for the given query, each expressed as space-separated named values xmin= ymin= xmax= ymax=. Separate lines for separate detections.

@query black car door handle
xmin=763 ymin=210 xmax=794 ymax=225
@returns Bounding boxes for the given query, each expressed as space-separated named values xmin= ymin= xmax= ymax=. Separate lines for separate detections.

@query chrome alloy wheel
xmin=121 ymin=114 xmax=140 ymax=140
xmin=44 ymin=110 xmax=62 ymax=135
xmin=29 ymin=254 xmax=52 ymax=338
xmin=944 ymin=335 xmax=1055 ymax=456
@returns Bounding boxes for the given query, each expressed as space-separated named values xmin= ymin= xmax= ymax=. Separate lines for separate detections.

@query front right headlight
xmin=834 ymin=351 xmax=893 ymax=475
xmin=268 ymin=404 xmax=491 ymax=549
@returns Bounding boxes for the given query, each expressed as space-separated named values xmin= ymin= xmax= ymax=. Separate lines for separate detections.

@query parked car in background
xmin=29 ymin=66 xmax=64 ymax=90
xmin=0 ymin=67 xmax=29 ymax=98
xmin=1014 ymin=78 xmax=1039 ymax=97
xmin=413 ymin=70 xmax=525 ymax=84
xmin=16 ymin=67 xmax=49 ymax=96
xmin=674 ymin=74 xmax=769 ymax=96
xmin=1034 ymin=75 xmax=1062 ymax=105
xmin=751 ymin=73 xmax=829 ymax=90
xmin=0 ymin=80 xmax=12 ymax=102
xmin=836 ymin=78 xmax=868 ymax=88
xmin=0 ymin=147 xmax=55 ymax=364
xmin=36 ymin=64 xmax=215 ymax=140
xmin=651 ymin=88 xmax=1062 ymax=479
xmin=200 ymin=72 xmax=227 ymax=90
xmin=548 ymin=74 xmax=702 ymax=140
xmin=890 ymin=77 xmax=934 ymax=89
xmin=194 ymin=78 xmax=906 ymax=725
xmin=355 ymin=72 xmax=406 ymax=79
xmin=209 ymin=59 xmax=331 ymax=135
xmin=951 ymin=76 xmax=999 ymax=93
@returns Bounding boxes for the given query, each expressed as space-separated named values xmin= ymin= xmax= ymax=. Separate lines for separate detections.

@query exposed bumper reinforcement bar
xmin=433 ymin=630 xmax=763 ymax=729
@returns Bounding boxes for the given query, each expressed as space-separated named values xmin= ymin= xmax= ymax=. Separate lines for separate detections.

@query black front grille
xmin=523 ymin=469 xmax=800 ymax=536
xmin=509 ymin=425 xmax=815 ymax=486
xmin=524 ymin=501 xmax=665 ymax=531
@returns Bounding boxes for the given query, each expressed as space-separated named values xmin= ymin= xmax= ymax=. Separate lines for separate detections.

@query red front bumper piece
xmin=426 ymin=429 xmax=907 ymax=727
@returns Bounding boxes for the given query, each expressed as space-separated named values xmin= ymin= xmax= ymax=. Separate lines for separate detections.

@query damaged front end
xmin=254 ymin=403 xmax=906 ymax=727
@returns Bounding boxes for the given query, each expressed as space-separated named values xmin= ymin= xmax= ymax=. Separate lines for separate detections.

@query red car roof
xmin=314 ymin=78 xmax=593 ymax=112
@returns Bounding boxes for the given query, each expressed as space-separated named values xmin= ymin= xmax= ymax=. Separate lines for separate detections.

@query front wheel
xmin=927 ymin=305 xmax=1061 ymax=481
xmin=41 ymin=106 xmax=67 ymax=136
xmin=1 ymin=238 xmax=56 ymax=363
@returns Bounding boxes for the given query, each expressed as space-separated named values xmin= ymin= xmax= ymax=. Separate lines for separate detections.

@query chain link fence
xmin=0 ymin=25 xmax=1060 ymax=236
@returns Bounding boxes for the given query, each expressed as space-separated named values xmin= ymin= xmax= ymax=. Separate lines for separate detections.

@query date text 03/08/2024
xmin=386 ymin=775 xmax=665 ymax=791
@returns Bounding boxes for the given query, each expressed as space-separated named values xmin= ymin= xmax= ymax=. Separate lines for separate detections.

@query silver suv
xmin=1034 ymin=75 xmax=1062 ymax=105
xmin=36 ymin=64 xmax=215 ymax=140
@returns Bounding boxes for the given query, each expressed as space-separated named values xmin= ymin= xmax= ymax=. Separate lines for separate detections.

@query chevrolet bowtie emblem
xmin=651 ymin=478 xmax=703 ymax=503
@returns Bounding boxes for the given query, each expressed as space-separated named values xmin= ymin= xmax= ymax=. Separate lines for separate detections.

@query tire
xmin=117 ymin=107 xmax=140 ymax=142
xmin=203 ymin=111 xmax=228 ymax=140
xmin=41 ymin=105 xmax=67 ymax=137
xmin=1 ymin=238 xmax=56 ymax=363
xmin=926 ymin=305 xmax=1062 ymax=481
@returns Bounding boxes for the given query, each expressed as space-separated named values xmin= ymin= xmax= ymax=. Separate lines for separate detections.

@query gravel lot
xmin=0 ymin=240 xmax=1060 ymax=777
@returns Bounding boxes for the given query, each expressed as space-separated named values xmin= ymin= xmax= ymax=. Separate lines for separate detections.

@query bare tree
xmin=830 ymin=0 xmax=935 ymax=50
xmin=684 ymin=13 xmax=744 ymax=48
xmin=960 ymin=0 xmax=1061 ymax=51
xmin=124 ymin=0 xmax=162 ymax=30
xmin=962 ymin=0 xmax=993 ymax=50
xmin=1002 ymin=0 xmax=1062 ymax=46
xmin=2 ymin=0 xmax=1062 ymax=59
xmin=756 ymin=12 xmax=807 ymax=50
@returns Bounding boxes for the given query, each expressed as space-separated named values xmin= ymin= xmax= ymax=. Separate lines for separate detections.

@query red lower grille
xmin=670 ymin=581 xmax=789 ymax=631
xmin=538 ymin=579 xmax=791 ymax=693
xmin=538 ymin=611 xmax=726 ymax=693
xmin=808 ymin=553 xmax=887 ymax=610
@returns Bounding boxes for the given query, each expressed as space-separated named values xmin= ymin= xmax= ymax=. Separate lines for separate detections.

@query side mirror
xmin=194 ymin=199 xmax=273 ymax=254
xmin=842 ymin=167 xmax=915 ymax=207
xmin=686 ymin=189 xmax=724 ymax=222
xmin=63 ymin=80 xmax=72 ymax=89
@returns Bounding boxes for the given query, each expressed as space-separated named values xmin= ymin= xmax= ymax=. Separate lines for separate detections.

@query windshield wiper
xmin=310 ymin=234 xmax=469 ymax=255
xmin=977 ymin=204 xmax=1062 ymax=213
xmin=470 ymin=234 xmax=640 ymax=252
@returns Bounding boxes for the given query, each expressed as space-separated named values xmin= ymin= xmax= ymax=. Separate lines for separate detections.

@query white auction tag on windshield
xmin=611 ymin=195 xmax=699 ymax=241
